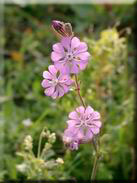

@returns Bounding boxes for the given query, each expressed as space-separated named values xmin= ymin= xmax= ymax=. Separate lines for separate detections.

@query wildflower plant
xmin=16 ymin=128 xmax=65 ymax=179
xmin=41 ymin=20 xmax=102 ymax=179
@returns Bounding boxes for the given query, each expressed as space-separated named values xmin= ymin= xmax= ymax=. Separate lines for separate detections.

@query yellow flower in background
xmin=86 ymin=28 xmax=127 ymax=63
xmin=10 ymin=51 xmax=24 ymax=62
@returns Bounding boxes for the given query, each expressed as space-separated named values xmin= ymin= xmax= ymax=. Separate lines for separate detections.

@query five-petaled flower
xmin=63 ymin=106 xmax=102 ymax=150
xmin=41 ymin=65 xmax=73 ymax=99
xmin=51 ymin=36 xmax=91 ymax=74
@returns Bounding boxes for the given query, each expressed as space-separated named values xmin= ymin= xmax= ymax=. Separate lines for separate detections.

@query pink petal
xmin=41 ymin=79 xmax=52 ymax=88
xmin=44 ymin=86 xmax=55 ymax=96
xmin=65 ymin=79 xmax=73 ymax=85
xmin=58 ymin=74 xmax=70 ymax=83
xmin=63 ymin=127 xmax=79 ymax=140
xmin=43 ymin=71 xmax=53 ymax=79
xmin=51 ymin=51 xmax=64 ymax=62
xmin=74 ymin=42 xmax=88 ymax=54
xmin=71 ymin=37 xmax=81 ymax=50
xmin=75 ymin=60 xmax=88 ymax=70
xmin=60 ymin=64 xmax=70 ymax=75
xmin=76 ymin=52 xmax=90 ymax=60
xmin=76 ymin=106 xmax=85 ymax=114
xmin=54 ymin=62 xmax=64 ymax=70
xmin=76 ymin=128 xmax=84 ymax=140
xmin=85 ymin=106 xmax=94 ymax=115
xmin=90 ymin=127 xmax=100 ymax=135
xmin=53 ymin=43 xmax=65 ymax=54
xmin=55 ymin=62 xmax=70 ymax=75
xmin=63 ymin=129 xmax=73 ymax=143
xmin=79 ymin=63 xmax=87 ymax=70
xmin=48 ymin=65 xmax=57 ymax=76
xmin=67 ymin=120 xmax=76 ymax=127
xmin=84 ymin=129 xmax=93 ymax=141
xmin=57 ymin=85 xmax=65 ymax=97
xmin=71 ymin=63 xmax=79 ymax=74
xmin=52 ymin=90 xmax=58 ymax=99
xmin=93 ymin=111 xmax=101 ymax=120
xmin=93 ymin=121 xmax=102 ymax=128
xmin=61 ymin=84 xmax=69 ymax=93
xmin=61 ymin=37 xmax=71 ymax=50
xmin=69 ymin=111 xmax=79 ymax=120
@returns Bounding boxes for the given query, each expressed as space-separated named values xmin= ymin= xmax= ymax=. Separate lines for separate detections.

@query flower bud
xmin=44 ymin=142 xmax=52 ymax=151
xmin=16 ymin=163 xmax=27 ymax=173
xmin=48 ymin=133 xmax=56 ymax=144
xmin=23 ymin=135 xmax=33 ymax=151
xmin=52 ymin=20 xmax=73 ymax=38
xmin=56 ymin=158 xmax=64 ymax=164
xmin=41 ymin=131 xmax=46 ymax=138
xmin=22 ymin=118 xmax=32 ymax=127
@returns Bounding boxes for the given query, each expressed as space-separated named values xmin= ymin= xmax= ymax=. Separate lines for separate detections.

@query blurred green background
xmin=0 ymin=3 xmax=135 ymax=180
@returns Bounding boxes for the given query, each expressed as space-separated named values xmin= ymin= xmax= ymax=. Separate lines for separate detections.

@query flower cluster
xmin=41 ymin=20 xmax=90 ymax=99
xmin=63 ymin=106 xmax=101 ymax=150
xmin=41 ymin=20 xmax=101 ymax=150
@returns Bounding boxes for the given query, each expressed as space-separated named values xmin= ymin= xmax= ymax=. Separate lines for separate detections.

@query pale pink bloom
xmin=63 ymin=106 xmax=101 ymax=150
xmin=41 ymin=65 xmax=73 ymax=99
xmin=51 ymin=36 xmax=91 ymax=74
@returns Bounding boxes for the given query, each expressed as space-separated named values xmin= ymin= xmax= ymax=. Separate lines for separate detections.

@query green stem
xmin=37 ymin=134 xmax=43 ymax=158
xmin=91 ymin=154 xmax=99 ymax=180
xmin=74 ymin=74 xmax=100 ymax=180
xmin=37 ymin=127 xmax=46 ymax=158
xmin=91 ymin=138 xmax=100 ymax=180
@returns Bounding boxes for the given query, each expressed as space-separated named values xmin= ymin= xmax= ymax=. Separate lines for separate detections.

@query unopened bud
xmin=16 ymin=163 xmax=27 ymax=173
xmin=48 ymin=133 xmax=56 ymax=143
xmin=23 ymin=135 xmax=33 ymax=151
xmin=44 ymin=142 xmax=52 ymax=151
xmin=41 ymin=131 xmax=46 ymax=138
xmin=52 ymin=20 xmax=74 ymax=38
xmin=56 ymin=158 xmax=64 ymax=164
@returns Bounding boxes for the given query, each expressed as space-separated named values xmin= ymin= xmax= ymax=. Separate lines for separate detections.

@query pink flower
xmin=41 ymin=65 xmax=73 ymax=99
xmin=63 ymin=106 xmax=101 ymax=150
xmin=51 ymin=37 xmax=91 ymax=74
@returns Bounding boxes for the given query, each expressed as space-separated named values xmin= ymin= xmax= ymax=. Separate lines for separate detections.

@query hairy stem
xmin=91 ymin=154 xmax=99 ymax=180
xmin=91 ymin=138 xmax=100 ymax=180
xmin=37 ymin=127 xmax=46 ymax=158
xmin=74 ymin=75 xmax=86 ymax=108
xmin=74 ymin=74 xmax=100 ymax=180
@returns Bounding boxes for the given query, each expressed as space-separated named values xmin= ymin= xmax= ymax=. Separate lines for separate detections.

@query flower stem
xmin=91 ymin=154 xmax=99 ymax=180
xmin=37 ymin=133 xmax=43 ymax=158
xmin=74 ymin=74 xmax=100 ymax=180
xmin=37 ymin=127 xmax=46 ymax=158
xmin=91 ymin=138 xmax=100 ymax=180
xmin=74 ymin=75 xmax=86 ymax=108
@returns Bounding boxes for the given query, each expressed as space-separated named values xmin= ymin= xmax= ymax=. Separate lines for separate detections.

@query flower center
xmin=49 ymin=79 xmax=59 ymax=86
xmin=66 ymin=52 xmax=74 ymax=61
xmin=76 ymin=115 xmax=91 ymax=128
